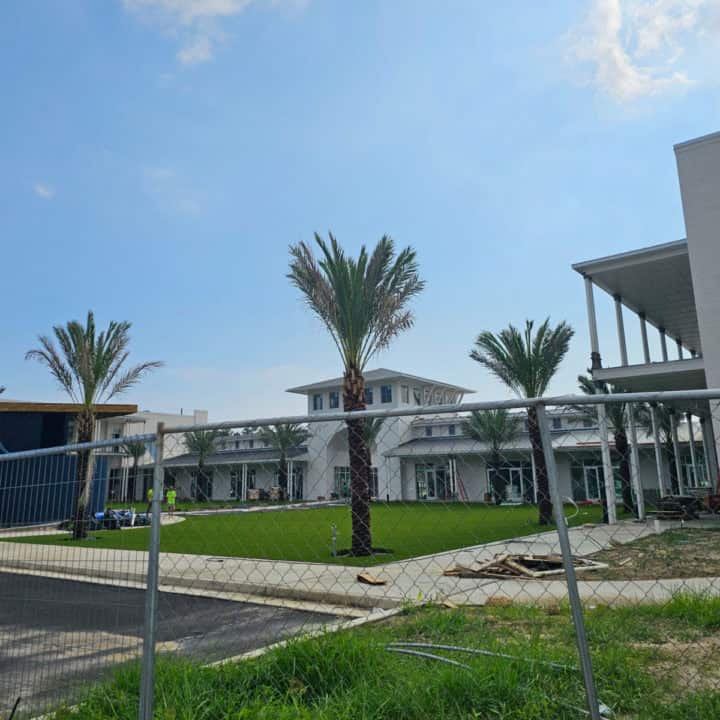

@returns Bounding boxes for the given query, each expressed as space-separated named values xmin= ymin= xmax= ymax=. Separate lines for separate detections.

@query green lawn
xmin=52 ymin=594 xmax=720 ymax=719
xmin=10 ymin=503 xmax=605 ymax=566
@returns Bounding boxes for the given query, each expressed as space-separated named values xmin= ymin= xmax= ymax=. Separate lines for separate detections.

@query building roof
xmin=163 ymin=446 xmax=309 ymax=468
xmin=572 ymin=240 xmax=701 ymax=353
xmin=286 ymin=368 xmax=475 ymax=395
xmin=0 ymin=401 xmax=137 ymax=416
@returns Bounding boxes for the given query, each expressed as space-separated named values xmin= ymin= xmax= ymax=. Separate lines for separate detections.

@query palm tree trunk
xmin=667 ymin=441 xmax=679 ymax=495
xmin=73 ymin=408 xmax=95 ymax=540
xmin=527 ymin=407 xmax=553 ymax=525
xmin=278 ymin=452 xmax=287 ymax=496
xmin=344 ymin=364 xmax=372 ymax=556
xmin=614 ymin=430 xmax=635 ymax=515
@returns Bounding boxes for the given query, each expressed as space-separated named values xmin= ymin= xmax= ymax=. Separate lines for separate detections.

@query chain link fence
xmin=1 ymin=390 xmax=720 ymax=719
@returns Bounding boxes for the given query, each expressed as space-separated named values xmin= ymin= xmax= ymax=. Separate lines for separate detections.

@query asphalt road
xmin=0 ymin=571 xmax=336 ymax=717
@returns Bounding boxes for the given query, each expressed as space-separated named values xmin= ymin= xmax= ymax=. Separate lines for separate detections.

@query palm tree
xmin=577 ymin=375 xmax=635 ymax=515
xmin=470 ymin=319 xmax=574 ymax=525
xmin=289 ymin=233 xmax=424 ymax=555
xmin=636 ymin=404 xmax=680 ymax=495
xmin=122 ymin=440 xmax=147 ymax=503
xmin=259 ymin=424 xmax=310 ymax=499
xmin=463 ymin=409 xmax=520 ymax=504
xmin=26 ymin=311 xmax=163 ymax=538
xmin=183 ymin=429 xmax=228 ymax=501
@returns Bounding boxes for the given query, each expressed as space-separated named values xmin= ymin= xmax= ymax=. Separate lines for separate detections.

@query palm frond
xmin=462 ymin=409 xmax=520 ymax=454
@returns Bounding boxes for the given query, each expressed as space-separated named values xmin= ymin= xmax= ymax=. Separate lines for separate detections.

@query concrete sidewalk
xmin=1 ymin=518 xmax=719 ymax=610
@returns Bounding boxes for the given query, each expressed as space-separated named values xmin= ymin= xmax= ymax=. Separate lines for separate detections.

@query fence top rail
xmin=0 ymin=432 xmax=157 ymax=463
xmin=161 ymin=388 xmax=720 ymax=435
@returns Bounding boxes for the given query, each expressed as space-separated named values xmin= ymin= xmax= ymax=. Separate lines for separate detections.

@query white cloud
xmin=566 ymin=0 xmax=719 ymax=102
xmin=123 ymin=0 xmax=306 ymax=65
xmin=141 ymin=165 xmax=203 ymax=214
xmin=34 ymin=182 xmax=55 ymax=199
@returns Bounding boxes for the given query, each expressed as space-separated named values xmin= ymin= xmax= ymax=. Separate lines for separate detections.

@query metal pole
xmin=627 ymin=403 xmax=645 ymax=519
xmin=536 ymin=403 xmax=602 ymax=720
xmin=530 ymin=449 xmax=538 ymax=503
xmin=700 ymin=416 xmax=713 ymax=488
xmin=139 ymin=422 xmax=165 ymax=720
xmin=686 ymin=412 xmax=699 ymax=490
xmin=614 ymin=295 xmax=628 ymax=366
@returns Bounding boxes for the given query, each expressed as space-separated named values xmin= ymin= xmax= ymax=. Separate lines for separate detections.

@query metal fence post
xmin=139 ymin=422 xmax=165 ymax=720
xmin=536 ymin=403 xmax=602 ymax=720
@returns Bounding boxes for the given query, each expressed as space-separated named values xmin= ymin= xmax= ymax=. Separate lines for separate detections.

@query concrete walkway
xmin=1 ymin=518 xmax=719 ymax=610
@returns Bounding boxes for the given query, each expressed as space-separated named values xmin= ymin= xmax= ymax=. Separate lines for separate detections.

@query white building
xmin=160 ymin=369 xmax=692 ymax=506
xmin=96 ymin=409 xmax=208 ymax=502
xmin=573 ymin=130 xmax=720 ymax=497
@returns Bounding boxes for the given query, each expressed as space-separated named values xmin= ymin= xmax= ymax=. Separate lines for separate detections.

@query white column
xmin=598 ymin=404 xmax=617 ymax=524
xmin=627 ymin=403 xmax=644 ymax=519
xmin=584 ymin=277 xmax=601 ymax=367
xmin=614 ymin=295 xmax=628 ymax=366
xmin=241 ymin=463 xmax=248 ymax=501
xmin=530 ymin=450 xmax=538 ymax=503
xmin=686 ymin=413 xmax=699 ymax=490
xmin=700 ymin=416 xmax=719 ymax=491
xmin=287 ymin=459 xmax=294 ymax=500
xmin=650 ymin=407 xmax=666 ymax=496
xmin=639 ymin=313 xmax=651 ymax=363
xmin=670 ymin=413 xmax=683 ymax=494
xmin=659 ymin=328 xmax=669 ymax=361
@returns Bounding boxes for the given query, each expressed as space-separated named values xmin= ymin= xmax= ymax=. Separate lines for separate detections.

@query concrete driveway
xmin=0 ymin=571 xmax=336 ymax=717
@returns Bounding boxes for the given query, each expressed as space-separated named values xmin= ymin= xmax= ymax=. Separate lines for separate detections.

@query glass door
xmin=508 ymin=467 xmax=524 ymax=503
xmin=584 ymin=466 xmax=602 ymax=501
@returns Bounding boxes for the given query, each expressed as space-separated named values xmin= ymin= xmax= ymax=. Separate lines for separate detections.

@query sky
xmin=1 ymin=0 xmax=719 ymax=420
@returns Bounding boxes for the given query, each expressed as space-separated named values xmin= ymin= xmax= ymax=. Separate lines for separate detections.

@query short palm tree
xmin=636 ymin=404 xmax=680 ymax=495
xmin=122 ymin=440 xmax=147 ymax=502
xmin=470 ymin=319 xmax=574 ymax=525
xmin=259 ymin=424 xmax=310 ymax=498
xmin=26 ymin=311 xmax=163 ymax=538
xmin=577 ymin=375 xmax=635 ymax=515
xmin=463 ymin=409 xmax=520 ymax=504
xmin=183 ymin=429 xmax=228 ymax=501
xmin=289 ymin=233 xmax=424 ymax=555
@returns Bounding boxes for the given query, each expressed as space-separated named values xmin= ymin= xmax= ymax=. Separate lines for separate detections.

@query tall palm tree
xmin=463 ymin=409 xmax=520 ymax=504
xmin=183 ymin=429 xmax=228 ymax=501
xmin=636 ymin=404 xmax=680 ymax=495
xmin=259 ymin=424 xmax=310 ymax=498
xmin=470 ymin=319 xmax=574 ymax=525
xmin=577 ymin=375 xmax=635 ymax=515
xmin=26 ymin=311 xmax=163 ymax=538
xmin=289 ymin=233 xmax=424 ymax=555
xmin=122 ymin=440 xmax=147 ymax=503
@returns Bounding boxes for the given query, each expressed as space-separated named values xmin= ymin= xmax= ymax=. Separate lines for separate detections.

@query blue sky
xmin=2 ymin=0 xmax=719 ymax=419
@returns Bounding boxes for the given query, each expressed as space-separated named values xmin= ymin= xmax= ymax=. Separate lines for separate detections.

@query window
xmin=248 ymin=440 xmax=254 ymax=449
xmin=364 ymin=387 xmax=374 ymax=404
xmin=381 ymin=385 xmax=392 ymax=403
xmin=448 ymin=424 xmax=456 ymax=436
xmin=413 ymin=387 xmax=422 ymax=405
xmin=234 ymin=440 xmax=240 ymax=450
xmin=112 ymin=432 xmax=121 ymax=454
xmin=333 ymin=466 xmax=378 ymax=498
xmin=401 ymin=385 xmax=410 ymax=403
xmin=425 ymin=426 xmax=433 ymax=437
xmin=552 ymin=417 xmax=562 ymax=430
xmin=329 ymin=391 xmax=339 ymax=409
xmin=313 ymin=393 xmax=323 ymax=411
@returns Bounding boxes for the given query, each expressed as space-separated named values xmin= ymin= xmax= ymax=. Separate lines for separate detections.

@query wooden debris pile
xmin=443 ymin=553 xmax=606 ymax=579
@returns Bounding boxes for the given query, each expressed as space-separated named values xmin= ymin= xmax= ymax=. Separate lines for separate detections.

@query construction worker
xmin=146 ymin=486 xmax=153 ymax=517
xmin=166 ymin=487 xmax=177 ymax=515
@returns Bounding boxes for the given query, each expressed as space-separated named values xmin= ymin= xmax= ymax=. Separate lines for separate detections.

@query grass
xmin=8 ymin=503 xmax=606 ymax=566
xmin=50 ymin=594 xmax=720 ymax=720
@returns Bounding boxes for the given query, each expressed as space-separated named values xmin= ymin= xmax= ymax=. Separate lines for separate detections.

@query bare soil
xmin=589 ymin=529 xmax=720 ymax=580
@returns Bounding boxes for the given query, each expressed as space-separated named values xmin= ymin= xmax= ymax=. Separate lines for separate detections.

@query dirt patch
xmin=635 ymin=634 xmax=720 ymax=692
xmin=589 ymin=529 xmax=720 ymax=580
